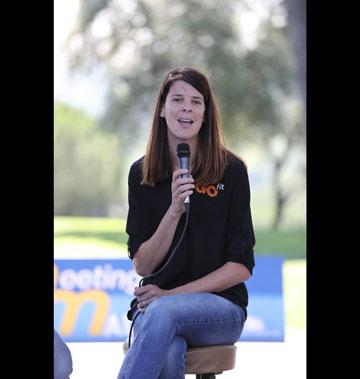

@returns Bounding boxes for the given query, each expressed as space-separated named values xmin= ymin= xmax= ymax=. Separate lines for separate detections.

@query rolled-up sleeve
xmin=224 ymin=161 xmax=256 ymax=275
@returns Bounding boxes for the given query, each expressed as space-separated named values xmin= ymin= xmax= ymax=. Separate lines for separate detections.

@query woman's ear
xmin=160 ymin=105 xmax=165 ymax=118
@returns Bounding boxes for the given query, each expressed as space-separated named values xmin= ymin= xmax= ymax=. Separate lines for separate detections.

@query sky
xmin=54 ymin=0 xmax=106 ymax=117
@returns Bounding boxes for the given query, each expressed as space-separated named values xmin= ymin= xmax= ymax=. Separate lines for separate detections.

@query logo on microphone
xmin=195 ymin=183 xmax=224 ymax=198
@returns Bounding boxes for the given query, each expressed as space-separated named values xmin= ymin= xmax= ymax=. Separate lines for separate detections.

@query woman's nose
xmin=182 ymin=102 xmax=192 ymax=112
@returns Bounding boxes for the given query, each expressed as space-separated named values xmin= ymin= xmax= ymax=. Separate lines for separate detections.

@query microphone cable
xmin=127 ymin=206 xmax=190 ymax=348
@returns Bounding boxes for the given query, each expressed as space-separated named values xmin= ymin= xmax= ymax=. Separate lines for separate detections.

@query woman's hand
xmin=170 ymin=169 xmax=195 ymax=216
xmin=134 ymin=284 xmax=168 ymax=313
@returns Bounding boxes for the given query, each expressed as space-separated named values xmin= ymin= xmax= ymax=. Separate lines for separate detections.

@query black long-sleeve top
xmin=126 ymin=153 xmax=256 ymax=319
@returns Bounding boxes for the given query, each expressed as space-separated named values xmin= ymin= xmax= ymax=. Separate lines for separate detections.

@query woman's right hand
xmin=170 ymin=168 xmax=195 ymax=216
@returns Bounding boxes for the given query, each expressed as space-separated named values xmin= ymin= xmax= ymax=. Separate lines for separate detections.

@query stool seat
xmin=185 ymin=345 xmax=237 ymax=374
xmin=123 ymin=341 xmax=236 ymax=376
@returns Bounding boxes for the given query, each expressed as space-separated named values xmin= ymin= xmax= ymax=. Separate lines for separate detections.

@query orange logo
xmin=195 ymin=183 xmax=224 ymax=198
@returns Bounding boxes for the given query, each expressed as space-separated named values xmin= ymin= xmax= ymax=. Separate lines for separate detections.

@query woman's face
xmin=160 ymin=80 xmax=205 ymax=145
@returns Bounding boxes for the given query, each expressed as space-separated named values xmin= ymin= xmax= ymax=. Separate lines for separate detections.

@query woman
xmin=54 ymin=329 xmax=73 ymax=379
xmin=118 ymin=67 xmax=255 ymax=379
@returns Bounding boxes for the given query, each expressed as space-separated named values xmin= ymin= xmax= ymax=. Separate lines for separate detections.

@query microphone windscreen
xmin=177 ymin=143 xmax=190 ymax=158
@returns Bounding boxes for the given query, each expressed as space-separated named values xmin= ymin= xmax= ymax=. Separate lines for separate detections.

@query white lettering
xmin=76 ymin=269 xmax=94 ymax=290
xmin=59 ymin=269 xmax=77 ymax=290
xmin=102 ymin=313 xmax=123 ymax=337
xmin=58 ymin=265 xmax=141 ymax=295
xmin=102 ymin=313 xmax=132 ymax=337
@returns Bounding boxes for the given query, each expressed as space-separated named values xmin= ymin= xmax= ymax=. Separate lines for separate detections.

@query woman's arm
xmin=133 ymin=168 xmax=195 ymax=276
xmin=134 ymin=261 xmax=251 ymax=312
xmin=133 ymin=205 xmax=182 ymax=276
xmin=169 ymin=261 xmax=251 ymax=294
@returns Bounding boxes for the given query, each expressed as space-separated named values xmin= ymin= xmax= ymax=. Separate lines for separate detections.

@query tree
xmin=54 ymin=102 xmax=124 ymax=216
xmin=284 ymin=0 xmax=306 ymax=114
xmin=63 ymin=0 xmax=305 ymax=227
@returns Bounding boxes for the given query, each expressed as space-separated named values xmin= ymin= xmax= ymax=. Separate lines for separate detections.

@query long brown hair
xmin=142 ymin=67 xmax=229 ymax=186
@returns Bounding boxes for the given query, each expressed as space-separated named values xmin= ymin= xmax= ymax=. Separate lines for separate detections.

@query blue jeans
xmin=117 ymin=293 xmax=246 ymax=379
xmin=54 ymin=329 xmax=73 ymax=379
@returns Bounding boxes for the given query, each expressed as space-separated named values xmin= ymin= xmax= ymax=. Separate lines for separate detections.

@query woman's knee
xmin=145 ymin=295 xmax=181 ymax=322
xmin=147 ymin=295 xmax=191 ymax=317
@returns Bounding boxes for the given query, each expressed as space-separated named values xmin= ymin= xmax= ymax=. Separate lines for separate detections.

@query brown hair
xmin=142 ymin=67 xmax=229 ymax=186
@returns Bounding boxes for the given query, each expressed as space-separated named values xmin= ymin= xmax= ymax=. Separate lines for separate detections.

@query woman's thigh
xmin=134 ymin=293 xmax=245 ymax=346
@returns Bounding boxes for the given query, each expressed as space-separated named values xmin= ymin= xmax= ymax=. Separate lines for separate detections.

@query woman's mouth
xmin=177 ymin=118 xmax=194 ymax=126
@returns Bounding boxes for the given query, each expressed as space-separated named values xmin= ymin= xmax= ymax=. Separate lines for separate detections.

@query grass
xmin=55 ymin=216 xmax=128 ymax=253
xmin=255 ymin=228 xmax=306 ymax=260
xmin=54 ymin=216 xmax=306 ymax=331
xmin=55 ymin=217 xmax=306 ymax=259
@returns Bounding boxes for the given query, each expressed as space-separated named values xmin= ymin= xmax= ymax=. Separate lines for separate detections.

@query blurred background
xmin=54 ymin=0 xmax=306 ymax=378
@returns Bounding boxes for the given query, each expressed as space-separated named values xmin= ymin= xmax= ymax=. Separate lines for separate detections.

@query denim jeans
xmin=54 ymin=329 xmax=73 ymax=379
xmin=117 ymin=292 xmax=246 ymax=379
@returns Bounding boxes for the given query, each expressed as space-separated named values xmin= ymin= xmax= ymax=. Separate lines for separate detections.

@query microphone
xmin=177 ymin=143 xmax=191 ymax=213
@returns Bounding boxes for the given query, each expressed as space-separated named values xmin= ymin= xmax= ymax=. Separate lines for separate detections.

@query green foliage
xmin=68 ymin=0 xmax=300 ymax=142
xmin=54 ymin=102 xmax=125 ymax=216
xmin=78 ymin=0 xmax=111 ymax=31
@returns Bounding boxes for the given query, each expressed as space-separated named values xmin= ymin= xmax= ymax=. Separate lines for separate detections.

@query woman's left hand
xmin=134 ymin=284 xmax=168 ymax=313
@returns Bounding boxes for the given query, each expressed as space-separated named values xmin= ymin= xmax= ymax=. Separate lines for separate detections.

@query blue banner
xmin=54 ymin=256 xmax=284 ymax=342
xmin=241 ymin=256 xmax=285 ymax=341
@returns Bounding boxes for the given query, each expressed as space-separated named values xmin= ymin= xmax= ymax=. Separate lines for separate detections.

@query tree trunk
xmin=272 ymin=188 xmax=286 ymax=230
xmin=271 ymin=159 xmax=284 ymax=229
xmin=284 ymin=0 xmax=306 ymax=126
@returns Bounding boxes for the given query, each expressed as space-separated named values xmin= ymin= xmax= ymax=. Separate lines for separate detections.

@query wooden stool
xmin=123 ymin=341 xmax=237 ymax=378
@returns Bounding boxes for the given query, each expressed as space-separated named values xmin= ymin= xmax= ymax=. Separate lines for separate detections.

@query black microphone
xmin=177 ymin=143 xmax=191 ymax=213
